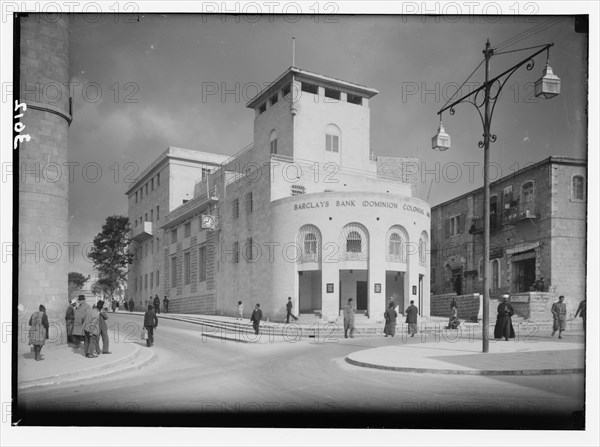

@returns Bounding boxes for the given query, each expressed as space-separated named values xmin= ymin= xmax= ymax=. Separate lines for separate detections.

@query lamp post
xmin=432 ymin=39 xmax=560 ymax=353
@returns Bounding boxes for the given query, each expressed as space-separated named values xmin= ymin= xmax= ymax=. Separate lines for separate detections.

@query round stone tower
xmin=18 ymin=14 xmax=71 ymax=350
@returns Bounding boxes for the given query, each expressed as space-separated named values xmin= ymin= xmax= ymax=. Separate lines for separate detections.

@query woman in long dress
xmin=383 ymin=302 xmax=397 ymax=337
xmin=28 ymin=305 xmax=49 ymax=361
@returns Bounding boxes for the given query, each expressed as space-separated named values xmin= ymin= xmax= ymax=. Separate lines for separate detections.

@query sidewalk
xmin=18 ymin=335 xmax=156 ymax=390
xmin=345 ymin=337 xmax=585 ymax=375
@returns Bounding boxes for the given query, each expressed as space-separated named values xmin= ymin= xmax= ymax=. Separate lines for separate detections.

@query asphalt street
xmin=17 ymin=313 xmax=585 ymax=429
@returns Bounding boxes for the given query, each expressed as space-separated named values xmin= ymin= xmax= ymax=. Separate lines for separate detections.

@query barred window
xmin=199 ymin=244 xmax=207 ymax=282
xmin=572 ymin=175 xmax=584 ymax=200
xmin=346 ymin=231 xmax=362 ymax=253
xmin=304 ymin=233 xmax=317 ymax=255
xmin=171 ymin=257 xmax=177 ymax=288
xmin=232 ymin=199 xmax=239 ymax=219
xmin=246 ymin=192 xmax=253 ymax=214
xmin=184 ymin=251 xmax=191 ymax=285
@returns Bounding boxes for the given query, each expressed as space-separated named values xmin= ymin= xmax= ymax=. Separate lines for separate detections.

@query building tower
xmin=18 ymin=14 xmax=71 ymax=349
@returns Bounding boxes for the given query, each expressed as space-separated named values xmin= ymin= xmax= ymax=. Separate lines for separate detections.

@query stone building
xmin=430 ymin=156 xmax=587 ymax=320
xmin=129 ymin=67 xmax=430 ymax=321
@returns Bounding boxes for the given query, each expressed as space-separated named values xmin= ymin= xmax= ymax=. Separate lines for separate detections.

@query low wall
xmin=431 ymin=293 xmax=481 ymax=321
xmin=492 ymin=292 xmax=553 ymax=320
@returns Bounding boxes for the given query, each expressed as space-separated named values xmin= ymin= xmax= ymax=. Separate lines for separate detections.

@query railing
xmin=502 ymin=202 xmax=538 ymax=224
xmin=131 ymin=221 xmax=153 ymax=242
xmin=164 ymin=186 xmax=217 ymax=226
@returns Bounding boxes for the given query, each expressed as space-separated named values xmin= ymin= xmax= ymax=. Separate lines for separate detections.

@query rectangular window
xmin=171 ymin=257 xmax=177 ymax=288
xmin=282 ymin=84 xmax=291 ymax=97
xmin=150 ymin=272 xmax=154 ymax=289
xmin=150 ymin=209 xmax=154 ymax=222
xmin=347 ymin=93 xmax=362 ymax=105
xmin=150 ymin=239 xmax=154 ymax=253
xmin=199 ymin=244 xmax=207 ymax=282
xmin=301 ymin=82 xmax=318 ymax=95
xmin=184 ymin=222 xmax=191 ymax=238
xmin=144 ymin=274 xmax=148 ymax=290
xmin=246 ymin=192 xmax=253 ymax=213
xmin=171 ymin=229 xmax=177 ymax=244
xmin=134 ymin=219 xmax=137 ymax=227
xmin=156 ymin=270 xmax=160 ymax=287
xmin=156 ymin=205 xmax=160 ymax=221
xmin=572 ymin=176 xmax=584 ymax=200
xmin=151 ymin=178 xmax=154 ymax=191
xmin=135 ymin=191 xmax=138 ymax=203
xmin=447 ymin=215 xmax=461 ymax=236
xmin=232 ymin=198 xmax=239 ymax=218
xmin=145 ymin=213 xmax=148 ymax=222
xmin=139 ymin=276 xmax=142 ymax=292
xmin=270 ymin=93 xmax=278 ymax=105
xmin=233 ymin=241 xmax=239 ymax=263
xmin=270 ymin=138 xmax=277 ymax=155
xmin=258 ymin=103 xmax=266 ymax=114
xmin=326 ymin=134 xmax=339 ymax=153
xmin=184 ymin=251 xmax=191 ymax=285
xmin=145 ymin=183 xmax=148 ymax=195
xmin=324 ymin=87 xmax=340 ymax=100
xmin=157 ymin=173 xmax=160 ymax=187
xmin=139 ymin=188 xmax=142 ymax=199
xmin=156 ymin=237 xmax=159 ymax=253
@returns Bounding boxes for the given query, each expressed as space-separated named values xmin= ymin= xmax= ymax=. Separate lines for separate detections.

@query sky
xmin=60 ymin=12 xmax=588 ymax=275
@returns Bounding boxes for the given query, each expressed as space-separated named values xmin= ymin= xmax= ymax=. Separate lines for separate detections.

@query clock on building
xmin=201 ymin=214 xmax=215 ymax=229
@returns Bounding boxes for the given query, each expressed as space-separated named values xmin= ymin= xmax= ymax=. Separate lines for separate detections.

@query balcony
xmin=131 ymin=221 xmax=153 ymax=242
xmin=502 ymin=202 xmax=538 ymax=224
xmin=468 ymin=216 xmax=499 ymax=235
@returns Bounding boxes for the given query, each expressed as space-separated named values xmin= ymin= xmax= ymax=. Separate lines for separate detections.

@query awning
xmin=510 ymin=250 xmax=536 ymax=262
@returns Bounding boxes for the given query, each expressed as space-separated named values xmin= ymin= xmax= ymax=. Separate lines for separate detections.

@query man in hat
xmin=72 ymin=295 xmax=91 ymax=350
xmin=153 ymin=295 xmax=161 ymax=314
xmin=405 ymin=300 xmax=419 ymax=337
xmin=250 ymin=303 xmax=263 ymax=335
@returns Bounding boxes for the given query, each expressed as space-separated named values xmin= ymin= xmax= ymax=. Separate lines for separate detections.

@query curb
xmin=344 ymin=356 xmax=585 ymax=376
xmin=18 ymin=343 xmax=157 ymax=390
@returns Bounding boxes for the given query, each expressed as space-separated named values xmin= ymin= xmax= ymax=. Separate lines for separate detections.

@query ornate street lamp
xmin=434 ymin=40 xmax=559 ymax=353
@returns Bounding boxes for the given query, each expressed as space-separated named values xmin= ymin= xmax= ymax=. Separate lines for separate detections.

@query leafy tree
xmin=68 ymin=272 xmax=90 ymax=302
xmin=88 ymin=215 xmax=134 ymax=301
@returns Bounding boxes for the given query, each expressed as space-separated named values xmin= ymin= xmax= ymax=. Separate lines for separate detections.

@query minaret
xmin=18 ymin=14 xmax=71 ymax=350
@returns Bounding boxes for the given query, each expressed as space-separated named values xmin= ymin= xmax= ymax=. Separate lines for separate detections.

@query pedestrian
xmin=494 ymin=294 xmax=515 ymax=341
xmin=72 ymin=295 xmax=91 ymax=349
xmin=128 ymin=298 xmax=135 ymax=312
xmin=237 ymin=301 xmax=244 ymax=321
xmin=387 ymin=296 xmax=397 ymax=310
xmin=163 ymin=296 xmax=169 ymax=313
xmin=450 ymin=298 xmax=457 ymax=310
xmin=574 ymin=299 xmax=586 ymax=332
xmin=153 ymin=295 xmax=161 ymax=314
xmin=143 ymin=304 xmax=159 ymax=347
xmin=405 ymin=300 xmax=419 ymax=337
xmin=65 ymin=301 xmax=75 ymax=344
xmin=124 ymin=300 xmax=128 ymax=311
xmin=28 ymin=305 xmax=49 ymax=361
xmin=97 ymin=300 xmax=111 ymax=354
xmin=551 ymin=295 xmax=567 ymax=339
xmin=383 ymin=302 xmax=397 ymax=337
xmin=343 ymin=298 xmax=355 ymax=339
xmin=446 ymin=304 xmax=460 ymax=330
xmin=111 ymin=300 xmax=117 ymax=312
xmin=285 ymin=297 xmax=298 ymax=323
xmin=82 ymin=301 xmax=100 ymax=358
xmin=250 ymin=303 xmax=262 ymax=335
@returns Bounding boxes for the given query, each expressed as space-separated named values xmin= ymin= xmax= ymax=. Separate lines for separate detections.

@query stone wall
xmin=431 ymin=293 xmax=480 ymax=321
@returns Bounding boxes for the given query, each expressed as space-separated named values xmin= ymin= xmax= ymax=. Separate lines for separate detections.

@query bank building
xmin=127 ymin=67 xmax=431 ymax=321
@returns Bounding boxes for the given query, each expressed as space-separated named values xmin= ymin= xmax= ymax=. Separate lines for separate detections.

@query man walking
xmin=285 ymin=297 xmax=298 ymax=323
xmin=143 ymin=304 xmax=159 ymax=347
xmin=163 ymin=296 xmax=169 ymax=313
xmin=250 ymin=303 xmax=263 ymax=335
xmin=153 ymin=295 xmax=161 ymax=314
xmin=552 ymin=295 xmax=567 ymax=339
xmin=405 ymin=300 xmax=419 ymax=337
xmin=343 ymin=298 xmax=355 ymax=339
xmin=574 ymin=299 xmax=586 ymax=332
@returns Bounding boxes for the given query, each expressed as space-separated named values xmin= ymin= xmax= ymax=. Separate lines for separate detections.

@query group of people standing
xmin=124 ymin=295 xmax=169 ymax=314
xmin=381 ymin=298 xmax=420 ymax=338
xmin=65 ymin=295 xmax=111 ymax=358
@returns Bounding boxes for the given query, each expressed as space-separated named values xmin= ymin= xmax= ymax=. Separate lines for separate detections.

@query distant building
xmin=430 ymin=156 xmax=586 ymax=318
xmin=128 ymin=66 xmax=430 ymax=321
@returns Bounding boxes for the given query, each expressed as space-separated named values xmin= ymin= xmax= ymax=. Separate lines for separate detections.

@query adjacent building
xmin=128 ymin=67 xmax=431 ymax=321
xmin=430 ymin=156 xmax=586 ymax=319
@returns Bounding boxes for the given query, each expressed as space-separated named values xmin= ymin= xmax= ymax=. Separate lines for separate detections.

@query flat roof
xmin=246 ymin=66 xmax=379 ymax=109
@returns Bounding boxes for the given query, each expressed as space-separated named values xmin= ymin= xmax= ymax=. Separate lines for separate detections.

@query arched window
xmin=572 ymin=175 xmax=584 ymax=200
xmin=269 ymin=130 xmax=277 ymax=155
xmin=419 ymin=234 xmax=427 ymax=265
xmin=522 ymin=181 xmax=534 ymax=204
xmin=325 ymin=124 xmax=341 ymax=153
xmin=346 ymin=231 xmax=361 ymax=253
xmin=304 ymin=233 xmax=317 ymax=255
xmin=389 ymin=233 xmax=402 ymax=257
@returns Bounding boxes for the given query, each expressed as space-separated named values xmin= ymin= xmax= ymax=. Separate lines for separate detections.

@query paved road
xmin=17 ymin=313 xmax=585 ymax=429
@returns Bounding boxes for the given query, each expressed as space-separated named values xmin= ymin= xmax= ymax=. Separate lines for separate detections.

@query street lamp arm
xmin=437 ymin=43 xmax=554 ymax=116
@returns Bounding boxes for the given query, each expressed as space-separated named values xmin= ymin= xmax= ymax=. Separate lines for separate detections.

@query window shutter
xmin=445 ymin=218 xmax=450 ymax=238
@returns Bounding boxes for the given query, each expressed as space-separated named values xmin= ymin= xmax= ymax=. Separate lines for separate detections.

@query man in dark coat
xmin=574 ymin=299 xmax=586 ymax=331
xmin=163 ymin=296 xmax=169 ymax=313
xmin=72 ymin=295 xmax=91 ymax=349
xmin=153 ymin=295 xmax=161 ymax=314
xmin=384 ymin=302 xmax=397 ymax=337
xmin=250 ymin=303 xmax=263 ymax=335
xmin=143 ymin=304 xmax=159 ymax=347
xmin=494 ymin=295 xmax=515 ymax=341
xmin=65 ymin=302 xmax=75 ymax=344
xmin=285 ymin=297 xmax=298 ymax=323
xmin=128 ymin=298 xmax=135 ymax=312
xmin=551 ymin=295 xmax=567 ymax=338
xmin=405 ymin=300 xmax=419 ymax=337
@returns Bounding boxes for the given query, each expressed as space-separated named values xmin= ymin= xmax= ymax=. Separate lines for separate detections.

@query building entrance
xmin=298 ymin=271 xmax=322 ymax=313
xmin=513 ymin=252 xmax=536 ymax=292
xmin=339 ymin=269 xmax=368 ymax=313
xmin=385 ymin=270 xmax=405 ymax=310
